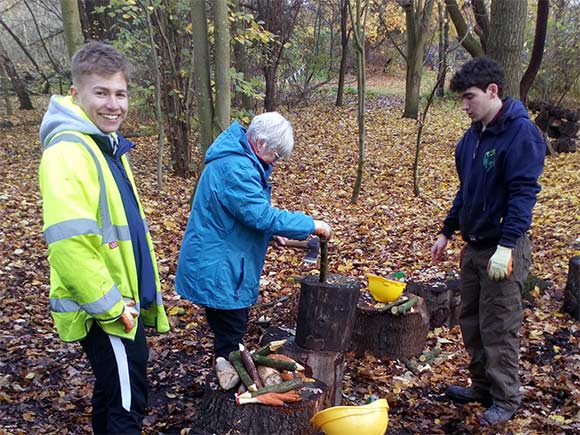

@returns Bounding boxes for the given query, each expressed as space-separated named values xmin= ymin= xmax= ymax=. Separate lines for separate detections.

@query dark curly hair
xmin=450 ymin=57 xmax=505 ymax=97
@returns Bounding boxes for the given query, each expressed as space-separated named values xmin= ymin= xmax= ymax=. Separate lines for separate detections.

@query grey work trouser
xmin=459 ymin=235 xmax=531 ymax=412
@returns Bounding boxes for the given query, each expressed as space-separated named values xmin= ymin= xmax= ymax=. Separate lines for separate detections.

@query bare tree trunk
xmin=336 ymin=0 xmax=349 ymax=107
xmin=233 ymin=0 xmax=254 ymax=112
xmin=256 ymin=0 xmax=301 ymax=112
xmin=349 ymin=0 xmax=366 ymax=204
xmin=435 ymin=1 xmax=448 ymax=98
xmin=144 ymin=0 xmax=165 ymax=190
xmin=213 ymin=0 xmax=231 ymax=133
xmin=0 ymin=41 xmax=33 ymax=110
xmin=402 ymin=0 xmax=435 ymax=119
xmin=520 ymin=0 xmax=549 ymax=104
xmin=471 ymin=0 xmax=489 ymax=52
xmin=0 ymin=64 xmax=13 ymax=116
xmin=153 ymin=4 xmax=192 ymax=179
xmin=264 ymin=65 xmax=278 ymax=112
xmin=444 ymin=0 xmax=484 ymax=58
xmin=23 ymin=0 xmax=62 ymax=79
xmin=0 ymin=16 xmax=50 ymax=93
xmin=487 ymin=0 xmax=527 ymax=98
xmin=59 ymin=0 xmax=84 ymax=59
xmin=414 ymin=74 xmax=445 ymax=195
xmin=191 ymin=0 xmax=215 ymax=159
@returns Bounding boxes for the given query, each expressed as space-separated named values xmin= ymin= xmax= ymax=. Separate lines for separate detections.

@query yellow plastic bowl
xmin=310 ymin=399 xmax=389 ymax=435
xmin=367 ymin=274 xmax=406 ymax=303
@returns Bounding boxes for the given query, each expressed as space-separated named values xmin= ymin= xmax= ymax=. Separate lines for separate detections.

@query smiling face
xmin=71 ymin=72 xmax=128 ymax=133
xmin=460 ymin=84 xmax=501 ymax=126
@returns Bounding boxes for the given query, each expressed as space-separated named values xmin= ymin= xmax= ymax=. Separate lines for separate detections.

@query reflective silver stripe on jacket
xmin=45 ymin=133 xmax=140 ymax=245
xmin=44 ymin=218 xmax=101 ymax=244
xmin=50 ymin=284 xmax=122 ymax=314
xmin=44 ymin=220 xmax=142 ymax=244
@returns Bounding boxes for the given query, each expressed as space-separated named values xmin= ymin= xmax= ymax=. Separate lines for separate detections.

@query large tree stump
xmin=351 ymin=293 xmax=429 ymax=359
xmin=189 ymin=373 xmax=327 ymax=435
xmin=295 ymin=274 xmax=361 ymax=351
xmin=406 ymin=279 xmax=461 ymax=328
xmin=563 ymin=256 xmax=580 ymax=320
xmin=261 ymin=326 xmax=345 ymax=407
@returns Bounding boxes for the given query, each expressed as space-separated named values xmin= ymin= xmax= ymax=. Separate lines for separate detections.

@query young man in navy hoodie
xmin=431 ymin=57 xmax=545 ymax=425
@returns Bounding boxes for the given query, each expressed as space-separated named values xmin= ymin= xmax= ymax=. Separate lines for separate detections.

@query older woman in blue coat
xmin=175 ymin=112 xmax=331 ymax=359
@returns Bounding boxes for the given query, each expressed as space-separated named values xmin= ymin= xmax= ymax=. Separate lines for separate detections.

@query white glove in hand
xmin=487 ymin=245 xmax=513 ymax=281
xmin=313 ymin=220 xmax=332 ymax=240
xmin=119 ymin=300 xmax=139 ymax=333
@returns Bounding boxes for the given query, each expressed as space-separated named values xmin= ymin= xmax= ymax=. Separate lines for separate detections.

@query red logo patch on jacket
xmin=109 ymin=240 xmax=119 ymax=249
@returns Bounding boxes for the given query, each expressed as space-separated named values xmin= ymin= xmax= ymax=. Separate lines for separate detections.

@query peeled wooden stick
xmin=391 ymin=296 xmax=419 ymax=315
xmin=239 ymin=344 xmax=263 ymax=389
xmin=237 ymin=378 xmax=304 ymax=398
xmin=229 ymin=350 xmax=257 ymax=392
xmin=229 ymin=349 xmax=305 ymax=371
xmin=236 ymin=390 xmax=303 ymax=406
xmin=236 ymin=392 xmax=284 ymax=406
xmin=377 ymin=296 xmax=409 ymax=312
xmin=252 ymin=354 xmax=304 ymax=372
xmin=254 ymin=339 xmax=287 ymax=356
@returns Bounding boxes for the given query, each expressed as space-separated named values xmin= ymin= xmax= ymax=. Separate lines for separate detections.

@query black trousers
xmin=80 ymin=320 xmax=149 ymax=435
xmin=205 ymin=307 xmax=249 ymax=359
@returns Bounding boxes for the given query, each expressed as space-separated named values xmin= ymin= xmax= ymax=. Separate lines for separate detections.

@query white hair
xmin=246 ymin=112 xmax=294 ymax=158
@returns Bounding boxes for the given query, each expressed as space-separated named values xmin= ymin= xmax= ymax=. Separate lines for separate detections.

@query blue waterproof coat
xmin=441 ymin=98 xmax=545 ymax=248
xmin=175 ymin=122 xmax=315 ymax=309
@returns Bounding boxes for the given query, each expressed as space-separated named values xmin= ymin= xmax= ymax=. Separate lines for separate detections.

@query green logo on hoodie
xmin=483 ymin=149 xmax=496 ymax=172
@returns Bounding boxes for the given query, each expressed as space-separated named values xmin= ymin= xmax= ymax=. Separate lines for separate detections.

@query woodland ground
xmin=1 ymin=76 xmax=579 ymax=435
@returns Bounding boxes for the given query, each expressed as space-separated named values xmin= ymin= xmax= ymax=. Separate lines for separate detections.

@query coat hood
xmin=39 ymin=95 xmax=119 ymax=151
xmin=473 ymin=97 xmax=529 ymax=136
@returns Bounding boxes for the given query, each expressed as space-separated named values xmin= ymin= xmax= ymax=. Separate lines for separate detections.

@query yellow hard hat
xmin=367 ymin=274 xmax=406 ymax=303
xmin=310 ymin=399 xmax=389 ymax=435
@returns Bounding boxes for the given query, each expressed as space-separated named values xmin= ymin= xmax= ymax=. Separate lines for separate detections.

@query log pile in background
xmin=529 ymin=100 xmax=579 ymax=153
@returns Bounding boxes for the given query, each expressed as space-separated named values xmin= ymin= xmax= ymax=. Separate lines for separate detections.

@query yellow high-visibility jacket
xmin=38 ymin=95 xmax=169 ymax=342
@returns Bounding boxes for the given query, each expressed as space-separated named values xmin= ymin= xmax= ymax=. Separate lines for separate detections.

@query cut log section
xmin=189 ymin=372 xmax=327 ymax=435
xmin=295 ymin=274 xmax=361 ymax=352
xmin=563 ymin=256 xmax=580 ymax=320
xmin=351 ymin=293 xmax=430 ymax=360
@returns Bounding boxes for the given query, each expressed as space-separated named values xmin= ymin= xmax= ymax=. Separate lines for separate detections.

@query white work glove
xmin=313 ymin=220 xmax=332 ymax=240
xmin=487 ymin=245 xmax=513 ymax=281
xmin=119 ymin=299 xmax=139 ymax=333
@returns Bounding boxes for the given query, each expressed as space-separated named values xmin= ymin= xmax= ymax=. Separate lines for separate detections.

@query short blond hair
xmin=71 ymin=41 xmax=131 ymax=85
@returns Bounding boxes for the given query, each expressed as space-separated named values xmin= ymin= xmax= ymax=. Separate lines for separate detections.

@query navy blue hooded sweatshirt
xmin=441 ymin=97 xmax=545 ymax=249
xmin=91 ymin=134 xmax=157 ymax=309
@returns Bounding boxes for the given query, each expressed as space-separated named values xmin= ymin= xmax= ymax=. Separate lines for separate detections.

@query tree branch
xmin=444 ymin=0 xmax=484 ymax=57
